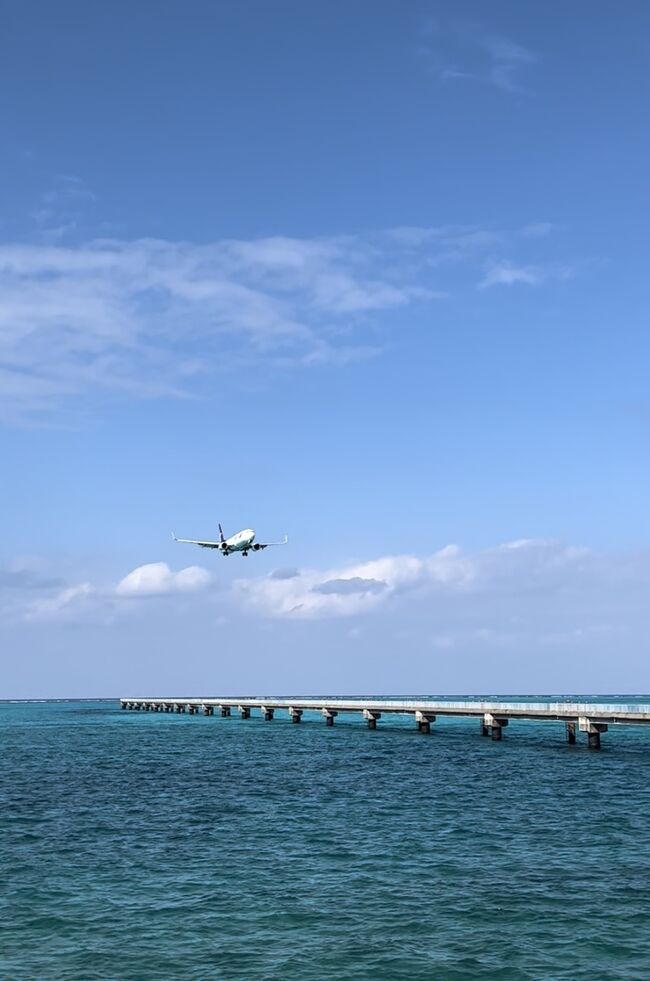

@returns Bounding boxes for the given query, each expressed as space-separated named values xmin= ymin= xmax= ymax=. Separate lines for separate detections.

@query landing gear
xmin=242 ymin=551 xmax=249 ymax=557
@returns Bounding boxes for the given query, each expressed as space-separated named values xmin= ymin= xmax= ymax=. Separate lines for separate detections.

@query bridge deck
xmin=120 ymin=697 xmax=650 ymax=724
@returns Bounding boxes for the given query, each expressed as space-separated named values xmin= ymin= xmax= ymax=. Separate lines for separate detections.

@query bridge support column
xmin=237 ymin=705 xmax=250 ymax=719
xmin=187 ymin=704 xmax=197 ymax=715
xmin=261 ymin=706 xmax=274 ymax=721
xmin=203 ymin=705 xmax=214 ymax=716
xmin=363 ymin=709 xmax=381 ymax=730
xmin=219 ymin=706 xmax=231 ymax=717
xmin=175 ymin=704 xmax=184 ymax=713
xmin=322 ymin=709 xmax=338 ymax=726
xmin=579 ymin=717 xmax=607 ymax=750
xmin=121 ymin=701 xmax=127 ymax=709
xmin=415 ymin=711 xmax=436 ymax=734
xmin=484 ymin=714 xmax=508 ymax=740
xmin=566 ymin=721 xmax=577 ymax=744
xmin=288 ymin=707 xmax=303 ymax=724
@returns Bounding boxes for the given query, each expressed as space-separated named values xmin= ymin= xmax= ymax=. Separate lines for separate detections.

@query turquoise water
xmin=2 ymin=699 xmax=650 ymax=980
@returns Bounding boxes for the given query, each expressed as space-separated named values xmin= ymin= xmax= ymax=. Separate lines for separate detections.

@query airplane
xmin=172 ymin=524 xmax=288 ymax=558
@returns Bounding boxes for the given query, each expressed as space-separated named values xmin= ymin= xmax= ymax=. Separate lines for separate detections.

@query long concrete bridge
xmin=120 ymin=697 xmax=650 ymax=749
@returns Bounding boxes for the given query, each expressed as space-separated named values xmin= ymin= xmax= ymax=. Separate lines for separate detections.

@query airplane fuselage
xmin=223 ymin=528 xmax=256 ymax=555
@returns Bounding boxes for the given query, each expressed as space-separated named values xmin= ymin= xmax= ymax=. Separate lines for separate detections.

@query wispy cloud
xmin=521 ymin=222 xmax=554 ymax=239
xmin=0 ymin=224 xmax=573 ymax=423
xmin=31 ymin=175 xmax=97 ymax=243
xmin=480 ymin=34 xmax=539 ymax=93
xmin=479 ymin=260 xmax=574 ymax=289
xmin=479 ymin=261 xmax=546 ymax=288
xmin=423 ymin=26 xmax=539 ymax=95
xmin=25 ymin=582 xmax=94 ymax=622
xmin=0 ymin=232 xmax=439 ymax=423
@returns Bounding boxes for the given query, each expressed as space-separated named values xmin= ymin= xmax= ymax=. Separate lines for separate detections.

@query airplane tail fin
xmin=171 ymin=532 xmax=178 ymax=541
xmin=219 ymin=523 xmax=225 ymax=543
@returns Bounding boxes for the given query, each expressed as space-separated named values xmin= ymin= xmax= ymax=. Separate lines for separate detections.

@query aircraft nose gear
xmin=242 ymin=551 xmax=249 ymax=557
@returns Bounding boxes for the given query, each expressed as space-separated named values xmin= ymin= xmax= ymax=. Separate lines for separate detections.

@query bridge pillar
xmin=484 ymin=714 xmax=508 ymax=740
xmin=219 ymin=706 xmax=231 ymax=717
xmin=363 ymin=709 xmax=381 ymax=730
xmin=288 ymin=707 xmax=303 ymax=724
xmin=175 ymin=703 xmax=184 ymax=713
xmin=415 ymin=711 xmax=436 ymax=734
xmin=238 ymin=705 xmax=250 ymax=719
xmin=203 ymin=705 xmax=214 ymax=716
xmin=566 ymin=721 xmax=577 ymax=744
xmin=579 ymin=717 xmax=607 ymax=750
xmin=121 ymin=701 xmax=127 ymax=709
xmin=186 ymin=704 xmax=196 ymax=715
xmin=261 ymin=706 xmax=274 ymax=721
xmin=322 ymin=709 xmax=338 ymax=726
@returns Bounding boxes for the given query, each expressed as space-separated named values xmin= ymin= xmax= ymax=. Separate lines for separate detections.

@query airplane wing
xmin=172 ymin=533 xmax=222 ymax=549
xmin=255 ymin=535 xmax=289 ymax=549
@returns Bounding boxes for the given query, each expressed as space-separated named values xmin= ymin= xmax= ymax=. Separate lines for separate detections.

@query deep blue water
xmin=2 ymin=698 xmax=650 ymax=980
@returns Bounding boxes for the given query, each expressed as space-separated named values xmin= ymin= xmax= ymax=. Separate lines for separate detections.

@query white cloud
xmin=521 ymin=222 xmax=554 ymax=238
xmin=423 ymin=28 xmax=538 ymax=94
xmin=233 ymin=539 xmax=621 ymax=621
xmin=479 ymin=262 xmax=545 ymax=288
xmin=235 ymin=543 xmax=475 ymax=619
xmin=478 ymin=260 xmax=575 ymax=289
xmin=0 ymin=232 xmax=440 ymax=422
xmin=8 ymin=542 xmax=650 ymax=682
xmin=26 ymin=582 xmax=93 ymax=621
xmin=0 ymin=225 xmax=573 ymax=423
xmin=480 ymin=34 xmax=538 ymax=93
xmin=31 ymin=175 xmax=97 ymax=243
xmin=12 ymin=562 xmax=213 ymax=622
xmin=115 ymin=562 xmax=212 ymax=597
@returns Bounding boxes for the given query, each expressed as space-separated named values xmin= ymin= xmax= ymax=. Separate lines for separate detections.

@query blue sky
xmin=2 ymin=1 xmax=649 ymax=697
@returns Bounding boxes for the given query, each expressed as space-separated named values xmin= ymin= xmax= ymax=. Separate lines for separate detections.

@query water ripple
xmin=2 ymin=700 xmax=650 ymax=979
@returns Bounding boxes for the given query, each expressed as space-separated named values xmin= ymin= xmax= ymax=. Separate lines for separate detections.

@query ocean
xmin=2 ymin=698 xmax=650 ymax=980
